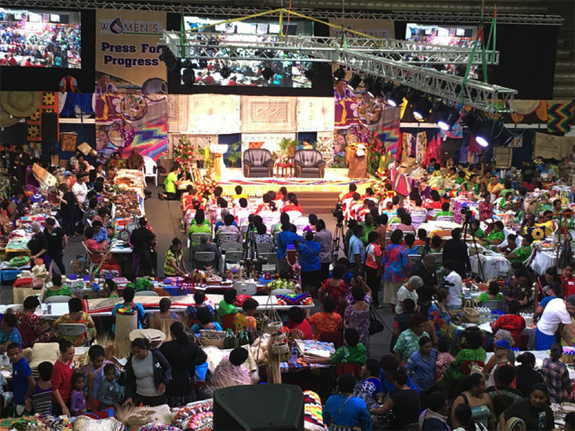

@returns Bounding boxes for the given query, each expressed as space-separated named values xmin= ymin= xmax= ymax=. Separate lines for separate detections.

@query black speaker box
xmin=41 ymin=112 xmax=59 ymax=142
xmin=213 ymin=384 xmax=304 ymax=430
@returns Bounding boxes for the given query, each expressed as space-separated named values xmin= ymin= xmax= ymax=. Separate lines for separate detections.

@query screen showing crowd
xmin=181 ymin=16 xmax=314 ymax=89
xmin=0 ymin=8 xmax=81 ymax=68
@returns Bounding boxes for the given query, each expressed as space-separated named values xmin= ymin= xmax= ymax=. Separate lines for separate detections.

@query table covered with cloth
xmin=470 ymin=251 xmax=511 ymax=280
xmin=531 ymin=250 xmax=557 ymax=275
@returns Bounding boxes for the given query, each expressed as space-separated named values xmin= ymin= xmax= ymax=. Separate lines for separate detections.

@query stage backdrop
xmin=96 ymin=9 xmax=166 ymax=88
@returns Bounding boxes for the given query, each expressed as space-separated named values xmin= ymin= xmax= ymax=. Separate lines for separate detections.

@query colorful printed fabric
xmin=26 ymin=92 xmax=58 ymax=143
xmin=275 ymin=293 xmax=313 ymax=306
xmin=547 ymin=102 xmax=573 ymax=133
xmin=443 ymin=347 xmax=486 ymax=385
xmin=381 ymin=243 xmax=410 ymax=283
xmin=393 ymin=329 xmax=429 ymax=363
xmin=53 ymin=312 xmax=96 ymax=346
xmin=344 ymin=297 xmax=372 ymax=358
xmin=427 ymin=303 xmax=452 ymax=339
xmin=308 ymin=312 xmax=343 ymax=340
xmin=233 ymin=313 xmax=256 ymax=335
xmin=303 ymin=390 xmax=326 ymax=431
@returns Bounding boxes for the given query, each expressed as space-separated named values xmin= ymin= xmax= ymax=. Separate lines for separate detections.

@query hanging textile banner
xmin=95 ymin=9 xmax=166 ymax=89
xmin=547 ymin=102 xmax=573 ymax=134
xmin=26 ymin=92 xmax=58 ymax=143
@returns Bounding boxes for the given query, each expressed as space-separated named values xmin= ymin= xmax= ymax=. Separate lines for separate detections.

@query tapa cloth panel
xmin=533 ymin=132 xmax=575 ymax=160
xmin=187 ymin=94 xmax=241 ymax=135
xmin=297 ymin=97 xmax=334 ymax=132
xmin=241 ymin=96 xmax=297 ymax=133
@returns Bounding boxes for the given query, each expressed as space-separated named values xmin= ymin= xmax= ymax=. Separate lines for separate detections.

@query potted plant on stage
xmin=225 ymin=142 xmax=242 ymax=168
xmin=279 ymin=137 xmax=298 ymax=157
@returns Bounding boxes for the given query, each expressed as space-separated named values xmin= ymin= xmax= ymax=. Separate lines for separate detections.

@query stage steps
xmin=296 ymin=191 xmax=340 ymax=215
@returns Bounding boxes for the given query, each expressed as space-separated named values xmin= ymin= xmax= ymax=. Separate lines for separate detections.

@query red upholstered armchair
xmin=243 ymin=149 xmax=274 ymax=178
xmin=294 ymin=149 xmax=326 ymax=178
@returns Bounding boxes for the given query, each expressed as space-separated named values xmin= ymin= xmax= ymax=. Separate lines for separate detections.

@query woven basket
xmin=463 ymin=307 xmax=479 ymax=324
xmin=199 ymin=329 xmax=227 ymax=349
xmin=263 ymin=320 xmax=283 ymax=335
xmin=271 ymin=342 xmax=290 ymax=355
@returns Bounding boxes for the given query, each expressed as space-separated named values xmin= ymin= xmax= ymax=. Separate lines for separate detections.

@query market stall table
xmin=469 ymin=251 xmax=511 ymax=280
xmin=531 ymin=249 xmax=557 ymax=275
xmin=486 ymin=350 xmax=575 ymax=383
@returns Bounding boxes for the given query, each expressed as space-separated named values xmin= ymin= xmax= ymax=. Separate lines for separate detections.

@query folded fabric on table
xmin=275 ymin=293 xmax=313 ymax=306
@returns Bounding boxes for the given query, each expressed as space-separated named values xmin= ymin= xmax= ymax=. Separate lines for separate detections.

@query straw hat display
xmin=0 ymin=91 xmax=40 ymax=118
xmin=129 ymin=328 xmax=167 ymax=348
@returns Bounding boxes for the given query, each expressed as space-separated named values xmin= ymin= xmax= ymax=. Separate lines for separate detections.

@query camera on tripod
xmin=332 ymin=203 xmax=345 ymax=224
xmin=460 ymin=207 xmax=473 ymax=222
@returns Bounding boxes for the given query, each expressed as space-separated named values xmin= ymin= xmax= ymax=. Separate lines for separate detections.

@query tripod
xmin=331 ymin=220 xmax=346 ymax=265
xmin=461 ymin=211 xmax=485 ymax=280
xmin=243 ymin=223 xmax=258 ymax=261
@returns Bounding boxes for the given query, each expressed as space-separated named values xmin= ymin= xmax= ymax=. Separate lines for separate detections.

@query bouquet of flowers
xmin=174 ymin=137 xmax=195 ymax=172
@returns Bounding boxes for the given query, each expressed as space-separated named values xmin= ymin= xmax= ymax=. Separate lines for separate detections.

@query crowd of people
xmin=0 ymin=18 xmax=81 ymax=68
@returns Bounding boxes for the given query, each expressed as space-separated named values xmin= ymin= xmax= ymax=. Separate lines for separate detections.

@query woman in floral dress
xmin=344 ymin=278 xmax=372 ymax=357
xmin=16 ymin=296 xmax=55 ymax=347
xmin=381 ymin=229 xmax=411 ymax=311
xmin=427 ymin=288 xmax=452 ymax=340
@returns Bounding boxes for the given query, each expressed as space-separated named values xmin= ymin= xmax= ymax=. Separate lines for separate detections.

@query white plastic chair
xmin=47 ymin=295 xmax=71 ymax=303
xmin=82 ymin=241 xmax=100 ymax=273
xmin=220 ymin=242 xmax=242 ymax=252
xmin=233 ymin=282 xmax=257 ymax=295
xmin=135 ymin=290 xmax=159 ymax=296
xmin=142 ymin=156 xmax=158 ymax=186
xmin=256 ymin=242 xmax=274 ymax=253
xmin=57 ymin=323 xmax=89 ymax=346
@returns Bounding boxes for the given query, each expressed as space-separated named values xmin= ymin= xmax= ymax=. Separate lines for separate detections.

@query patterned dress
xmin=382 ymin=243 xmax=411 ymax=305
xmin=427 ymin=302 xmax=452 ymax=339
xmin=53 ymin=312 xmax=96 ymax=346
xmin=344 ymin=298 xmax=372 ymax=358
xmin=15 ymin=310 xmax=55 ymax=347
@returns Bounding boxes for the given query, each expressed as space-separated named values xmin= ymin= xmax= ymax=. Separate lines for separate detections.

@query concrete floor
xmin=7 ymin=180 xmax=395 ymax=359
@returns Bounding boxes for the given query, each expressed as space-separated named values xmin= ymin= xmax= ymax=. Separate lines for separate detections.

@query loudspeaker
xmin=213 ymin=384 xmax=304 ymax=430
xmin=41 ymin=112 xmax=59 ymax=142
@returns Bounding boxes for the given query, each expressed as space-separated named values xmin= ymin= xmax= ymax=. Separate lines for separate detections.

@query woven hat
xmin=0 ymin=103 xmax=22 ymax=127
xmin=0 ymin=91 xmax=40 ymax=117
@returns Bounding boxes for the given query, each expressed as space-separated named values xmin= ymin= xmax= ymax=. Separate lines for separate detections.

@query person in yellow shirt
xmin=487 ymin=175 xmax=504 ymax=197
xmin=232 ymin=185 xmax=248 ymax=202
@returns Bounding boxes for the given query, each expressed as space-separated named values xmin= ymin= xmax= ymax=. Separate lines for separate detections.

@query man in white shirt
xmin=443 ymin=261 xmax=463 ymax=310
xmin=536 ymin=295 xmax=575 ymax=350
xmin=71 ymin=173 xmax=88 ymax=206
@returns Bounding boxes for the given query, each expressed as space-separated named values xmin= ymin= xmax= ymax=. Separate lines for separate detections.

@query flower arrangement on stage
xmin=196 ymin=174 xmax=217 ymax=199
xmin=174 ymin=137 xmax=195 ymax=173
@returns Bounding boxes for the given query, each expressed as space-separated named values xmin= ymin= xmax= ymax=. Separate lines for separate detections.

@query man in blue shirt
xmin=276 ymin=223 xmax=303 ymax=273
xmin=7 ymin=343 xmax=34 ymax=417
xmin=347 ymin=224 xmax=365 ymax=275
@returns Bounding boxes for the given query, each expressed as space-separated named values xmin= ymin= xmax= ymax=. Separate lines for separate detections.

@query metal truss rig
xmin=167 ymin=31 xmax=499 ymax=65
xmin=162 ymin=31 xmax=516 ymax=113
xmin=0 ymin=0 xmax=564 ymax=25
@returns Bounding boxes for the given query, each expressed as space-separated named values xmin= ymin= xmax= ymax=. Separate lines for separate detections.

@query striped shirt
xmin=32 ymin=384 xmax=52 ymax=416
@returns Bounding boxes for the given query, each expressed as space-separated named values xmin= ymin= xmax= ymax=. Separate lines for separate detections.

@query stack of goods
xmin=114 ymin=169 xmax=146 ymax=196
xmin=111 ymin=191 xmax=143 ymax=219
xmin=172 ymin=400 xmax=214 ymax=431
xmin=295 ymin=339 xmax=335 ymax=359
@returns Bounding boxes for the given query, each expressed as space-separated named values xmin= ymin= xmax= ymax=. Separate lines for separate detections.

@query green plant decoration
xmin=227 ymin=142 xmax=242 ymax=167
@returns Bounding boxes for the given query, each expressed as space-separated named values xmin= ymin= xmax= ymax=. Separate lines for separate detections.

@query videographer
xmin=443 ymin=261 xmax=463 ymax=311
xmin=442 ymin=227 xmax=470 ymax=279
xmin=347 ymin=224 xmax=365 ymax=276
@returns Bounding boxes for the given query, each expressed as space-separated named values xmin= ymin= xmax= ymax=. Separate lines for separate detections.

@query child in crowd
xmin=355 ymin=358 xmax=382 ymax=410
xmin=233 ymin=298 xmax=259 ymax=339
xmin=86 ymin=345 xmax=105 ymax=412
xmin=7 ymin=343 xmax=34 ymax=417
xmin=187 ymin=291 xmax=216 ymax=326
xmin=105 ymin=279 xmax=119 ymax=298
xmin=30 ymin=361 xmax=52 ymax=416
xmin=404 ymin=234 xmax=418 ymax=255
xmin=191 ymin=307 xmax=223 ymax=334
xmin=98 ymin=364 xmax=125 ymax=408
xmin=307 ymin=296 xmax=342 ymax=341
xmin=435 ymin=338 xmax=455 ymax=382
xmin=434 ymin=202 xmax=453 ymax=220
xmin=70 ymin=372 xmax=87 ymax=416
xmin=217 ymin=289 xmax=238 ymax=324
xmin=561 ymin=264 xmax=575 ymax=297
xmin=305 ymin=329 xmax=366 ymax=367
xmin=541 ymin=343 xmax=570 ymax=403
xmin=414 ymin=229 xmax=427 ymax=246
xmin=498 ymin=234 xmax=517 ymax=255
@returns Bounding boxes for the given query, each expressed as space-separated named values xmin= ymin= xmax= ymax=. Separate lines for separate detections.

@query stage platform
xmin=215 ymin=167 xmax=372 ymax=196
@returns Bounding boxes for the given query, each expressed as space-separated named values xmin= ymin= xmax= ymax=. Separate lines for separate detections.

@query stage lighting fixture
xmin=333 ymin=66 xmax=346 ymax=81
xmin=262 ymin=67 xmax=274 ymax=80
xmin=182 ymin=68 xmax=195 ymax=87
xmin=367 ymin=80 xmax=383 ymax=98
xmin=436 ymin=105 xmax=460 ymax=131
xmin=220 ymin=66 xmax=231 ymax=79
xmin=490 ymin=119 xmax=514 ymax=147
xmin=413 ymin=97 xmax=433 ymax=121
xmin=387 ymin=86 xmax=407 ymax=107
xmin=347 ymin=73 xmax=362 ymax=90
